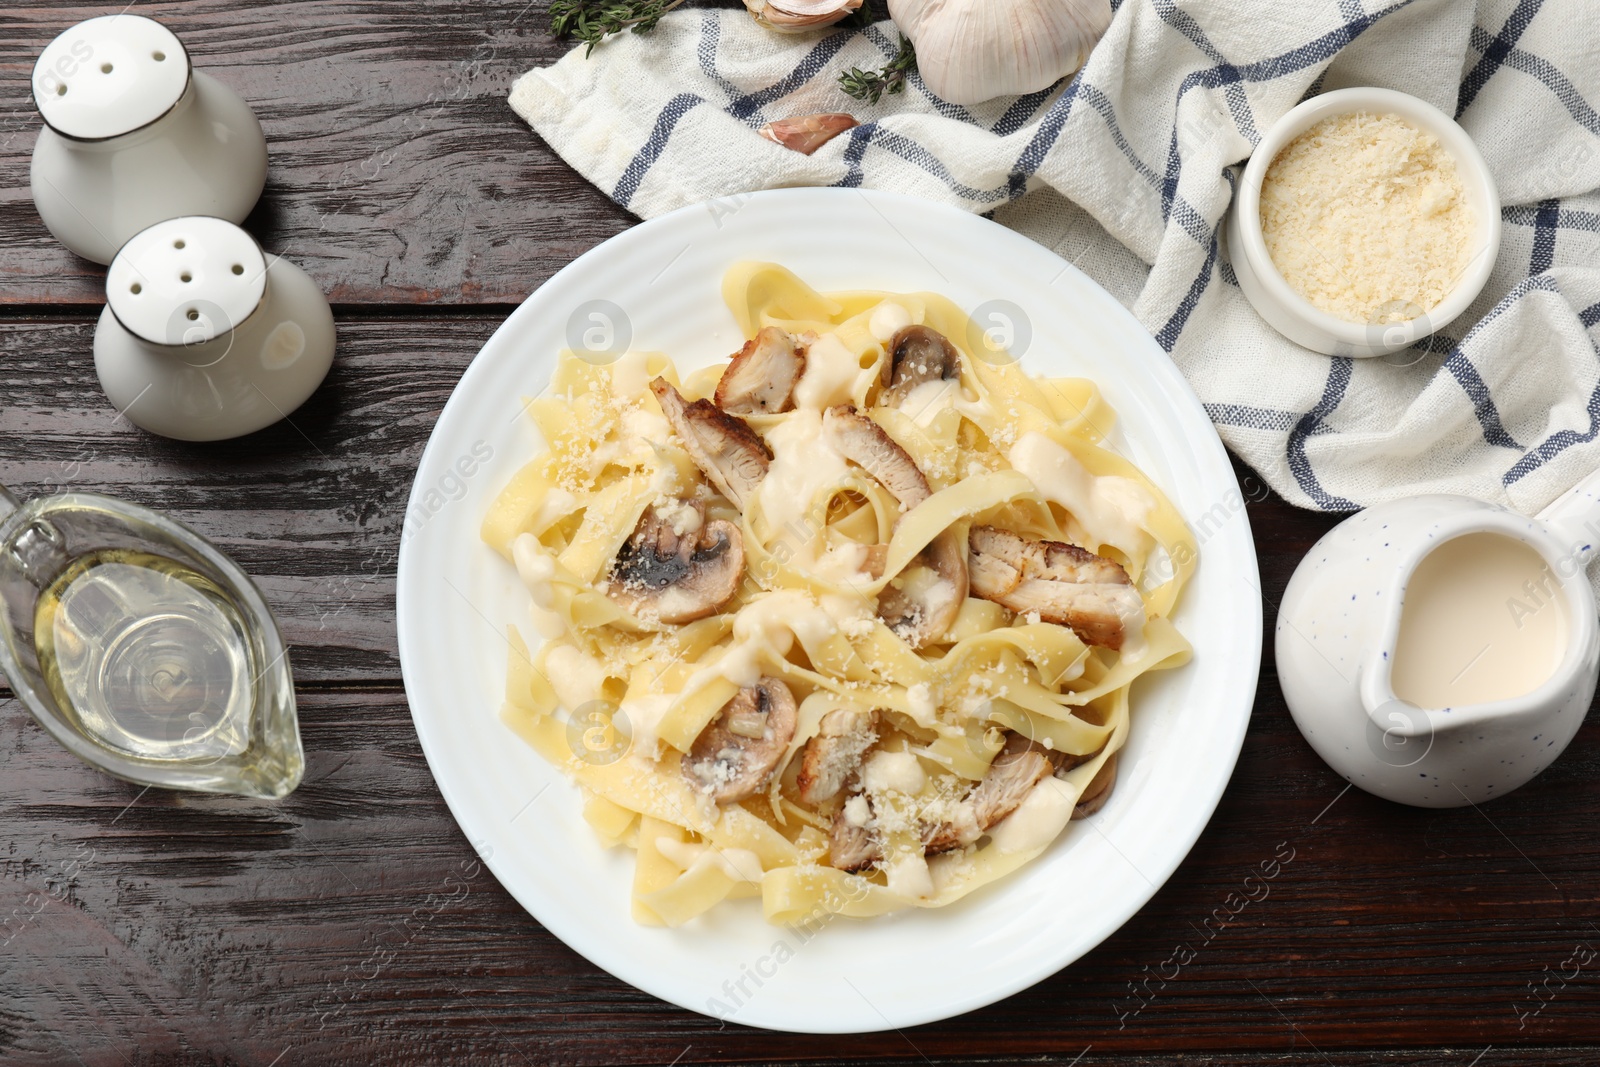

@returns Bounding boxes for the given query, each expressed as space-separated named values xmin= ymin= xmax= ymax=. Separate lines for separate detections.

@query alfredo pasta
xmin=484 ymin=263 xmax=1196 ymax=927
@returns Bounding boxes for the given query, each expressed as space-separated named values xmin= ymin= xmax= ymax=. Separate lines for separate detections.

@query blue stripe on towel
xmin=1468 ymin=25 xmax=1600 ymax=134
xmin=1286 ymin=358 xmax=1360 ymax=510
xmin=726 ymin=31 xmax=855 ymax=121
xmin=1505 ymin=380 xmax=1600 ymax=485
xmin=1154 ymin=231 xmax=1220 ymax=351
xmin=614 ymin=93 xmax=704 ymax=208
xmin=1205 ymin=403 xmax=1302 ymax=432
xmin=1458 ymin=0 xmax=1546 ymax=117
xmin=1443 ymin=347 xmax=1523 ymax=450
xmin=1531 ymin=199 xmax=1562 ymax=274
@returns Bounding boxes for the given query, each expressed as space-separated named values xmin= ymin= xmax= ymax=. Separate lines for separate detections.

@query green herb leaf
xmin=550 ymin=0 xmax=688 ymax=56
xmin=839 ymin=34 xmax=916 ymax=104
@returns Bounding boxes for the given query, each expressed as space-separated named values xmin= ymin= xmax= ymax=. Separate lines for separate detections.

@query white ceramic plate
xmin=397 ymin=188 xmax=1262 ymax=1033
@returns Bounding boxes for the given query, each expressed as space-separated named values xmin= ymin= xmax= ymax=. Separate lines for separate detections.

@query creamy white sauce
xmin=653 ymin=498 xmax=702 ymax=537
xmin=542 ymin=643 xmax=609 ymax=713
xmin=861 ymin=749 xmax=926 ymax=795
xmin=988 ymin=775 xmax=1076 ymax=854
xmin=1391 ymin=532 xmax=1565 ymax=709
xmin=869 ymin=301 xmax=913 ymax=342
xmin=690 ymin=590 xmax=840 ymax=690
xmin=756 ymin=407 xmax=853 ymax=537
xmin=511 ymin=533 xmax=566 ymax=638
xmin=653 ymin=837 xmax=764 ymax=882
xmin=807 ymin=541 xmax=874 ymax=586
xmin=609 ymin=351 xmax=654 ymax=399
xmin=529 ymin=488 xmax=577 ymax=536
xmin=793 ymin=332 xmax=866 ymax=411
xmin=884 ymin=851 xmax=934 ymax=899
xmin=1007 ymin=432 xmax=1154 ymax=559
xmin=620 ymin=692 xmax=673 ymax=754
xmin=820 ymin=592 xmax=877 ymax=638
xmin=904 ymin=682 xmax=937 ymax=727
xmin=843 ymin=794 xmax=872 ymax=827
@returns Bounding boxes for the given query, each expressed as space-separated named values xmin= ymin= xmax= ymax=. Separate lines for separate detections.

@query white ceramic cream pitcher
xmin=1278 ymin=474 xmax=1600 ymax=807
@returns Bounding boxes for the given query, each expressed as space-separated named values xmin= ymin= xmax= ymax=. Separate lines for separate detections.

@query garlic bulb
xmin=759 ymin=113 xmax=860 ymax=154
xmin=745 ymin=0 xmax=863 ymax=33
xmin=887 ymin=0 xmax=1112 ymax=106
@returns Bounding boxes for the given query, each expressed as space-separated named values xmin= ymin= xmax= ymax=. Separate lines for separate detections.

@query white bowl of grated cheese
xmin=1227 ymin=86 xmax=1501 ymax=358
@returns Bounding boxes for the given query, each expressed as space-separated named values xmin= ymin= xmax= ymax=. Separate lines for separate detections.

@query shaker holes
xmin=231 ymin=264 xmax=244 ymax=275
xmin=186 ymin=309 xmax=199 ymax=321
xmin=173 ymin=239 xmax=185 ymax=249
xmin=101 ymin=63 xmax=113 ymax=74
xmin=180 ymin=272 xmax=192 ymax=283
xmin=152 ymin=51 xmax=166 ymax=61
xmin=130 ymin=283 xmax=142 ymax=295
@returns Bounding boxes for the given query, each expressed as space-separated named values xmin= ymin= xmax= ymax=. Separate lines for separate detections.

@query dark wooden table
xmin=2 ymin=4 xmax=1597 ymax=1064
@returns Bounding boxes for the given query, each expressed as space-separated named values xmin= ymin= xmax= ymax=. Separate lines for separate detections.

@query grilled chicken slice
xmin=604 ymin=500 xmax=744 ymax=624
xmin=967 ymin=525 xmax=1144 ymax=650
xmin=682 ymin=678 xmax=798 ymax=804
xmin=796 ymin=707 xmax=878 ymax=805
xmin=824 ymin=405 xmax=930 ymax=508
xmin=823 ymin=406 xmax=969 ymax=648
xmin=651 ymin=377 xmax=771 ymax=509
xmin=829 ymin=800 xmax=881 ymax=872
xmin=825 ymin=730 xmax=1067 ymax=870
xmin=714 ymin=327 xmax=806 ymax=415
xmin=923 ymin=731 xmax=1056 ymax=853
xmin=881 ymin=325 xmax=960 ymax=407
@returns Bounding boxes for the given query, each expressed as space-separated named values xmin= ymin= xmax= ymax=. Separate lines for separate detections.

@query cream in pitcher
xmin=1389 ymin=532 xmax=1567 ymax=711
xmin=1276 ymin=477 xmax=1600 ymax=808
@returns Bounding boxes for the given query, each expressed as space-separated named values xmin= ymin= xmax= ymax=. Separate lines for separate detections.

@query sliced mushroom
xmin=604 ymin=500 xmax=744 ymax=624
xmin=714 ymin=327 xmax=806 ymax=415
xmin=923 ymin=730 xmax=1055 ymax=853
xmin=881 ymin=325 xmax=960 ymax=407
xmin=967 ymin=525 xmax=1144 ymax=650
xmin=682 ymin=677 xmax=798 ymax=804
xmin=1071 ymin=752 xmax=1118 ymax=820
xmin=796 ymin=707 xmax=878 ymax=805
xmin=651 ymin=377 xmax=771 ymax=509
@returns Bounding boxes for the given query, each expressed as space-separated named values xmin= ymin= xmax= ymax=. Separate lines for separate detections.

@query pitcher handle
xmin=1536 ymin=467 xmax=1600 ymax=570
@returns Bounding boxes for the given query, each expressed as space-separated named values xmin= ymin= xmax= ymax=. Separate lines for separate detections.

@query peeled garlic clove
xmin=759 ymin=113 xmax=861 ymax=155
xmin=745 ymin=0 xmax=863 ymax=33
xmin=888 ymin=0 xmax=1113 ymax=106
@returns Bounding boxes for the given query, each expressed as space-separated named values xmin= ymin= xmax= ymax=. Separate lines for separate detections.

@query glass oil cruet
xmin=0 ymin=483 xmax=302 ymax=798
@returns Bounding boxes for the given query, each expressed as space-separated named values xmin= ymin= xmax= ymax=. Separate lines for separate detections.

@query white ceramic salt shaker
xmin=30 ymin=14 xmax=268 ymax=265
xmin=94 ymin=216 xmax=335 ymax=442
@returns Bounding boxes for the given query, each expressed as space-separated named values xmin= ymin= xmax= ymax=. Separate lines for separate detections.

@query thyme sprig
xmin=839 ymin=34 xmax=916 ymax=104
xmin=550 ymin=0 xmax=690 ymax=55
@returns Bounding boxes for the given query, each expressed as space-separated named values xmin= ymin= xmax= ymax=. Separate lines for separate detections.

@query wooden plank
xmin=0 ymin=1 xmax=638 ymax=307
xmin=2 ymin=675 xmax=1598 ymax=1062
xmin=0 ymin=315 xmax=494 ymax=683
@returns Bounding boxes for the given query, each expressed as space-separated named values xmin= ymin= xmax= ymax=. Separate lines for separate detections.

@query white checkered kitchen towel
xmin=510 ymin=0 xmax=1600 ymax=519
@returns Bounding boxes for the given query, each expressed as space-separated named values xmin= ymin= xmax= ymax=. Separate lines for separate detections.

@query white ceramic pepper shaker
xmin=30 ymin=14 xmax=268 ymax=264
xmin=94 ymin=216 xmax=335 ymax=442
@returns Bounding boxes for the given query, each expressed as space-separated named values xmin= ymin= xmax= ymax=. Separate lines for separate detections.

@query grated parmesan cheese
xmin=1258 ymin=110 xmax=1475 ymax=325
